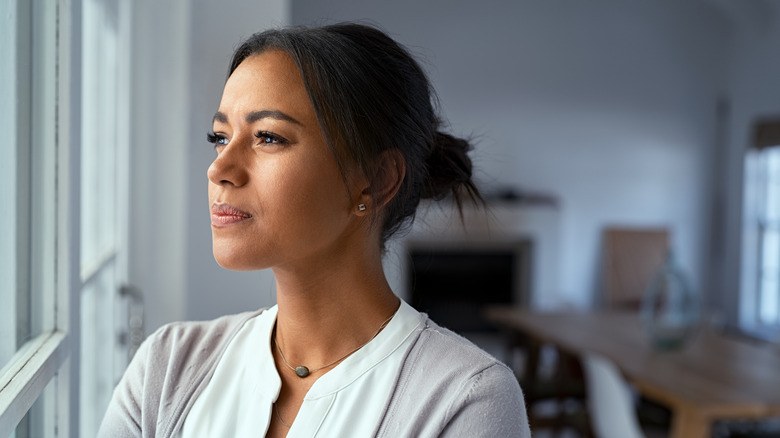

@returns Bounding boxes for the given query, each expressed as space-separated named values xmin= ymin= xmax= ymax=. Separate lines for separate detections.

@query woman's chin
xmin=212 ymin=247 xmax=264 ymax=271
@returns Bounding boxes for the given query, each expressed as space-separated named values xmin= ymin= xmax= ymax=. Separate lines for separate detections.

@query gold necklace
xmin=273 ymin=313 xmax=395 ymax=378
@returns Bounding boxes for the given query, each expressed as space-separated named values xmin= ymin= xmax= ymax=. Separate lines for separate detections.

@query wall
xmin=130 ymin=0 xmax=290 ymax=333
xmin=292 ymin=0 xmax=731 ymax=308
xmin=184 ymin=0 xmax=291 ymax=322
xmin=129 ymin=0 xmax=192 ymax=334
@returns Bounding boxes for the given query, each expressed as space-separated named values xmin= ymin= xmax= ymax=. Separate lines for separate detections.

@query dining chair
xmin=581 ymin=352 xmax=645 ymax=438
xmin=602 ymin=227 xmax=669 ymax=310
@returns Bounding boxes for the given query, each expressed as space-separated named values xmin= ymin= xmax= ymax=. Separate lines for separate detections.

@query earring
xmin=358 ymin=204 xmax=367 ymax=212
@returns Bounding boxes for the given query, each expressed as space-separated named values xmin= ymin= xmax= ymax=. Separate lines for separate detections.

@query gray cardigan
xmin=98 ymin=309 xmax=531 ymax=437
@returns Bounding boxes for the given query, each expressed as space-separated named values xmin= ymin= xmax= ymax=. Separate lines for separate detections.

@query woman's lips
xmin=211 ymin=203 xmax=252 ymax=227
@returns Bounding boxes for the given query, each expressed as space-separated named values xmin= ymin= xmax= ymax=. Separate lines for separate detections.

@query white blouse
xmin=180 ymin=300 xmax=423 ymax=437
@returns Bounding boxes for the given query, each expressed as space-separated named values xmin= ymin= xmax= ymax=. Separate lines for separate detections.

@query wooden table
xmin=485 ymin=308 xmax=780 ymax=438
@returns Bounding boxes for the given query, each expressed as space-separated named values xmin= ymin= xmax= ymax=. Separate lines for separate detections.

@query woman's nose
xmin=207 ymin=140 xmax=249 ymax=187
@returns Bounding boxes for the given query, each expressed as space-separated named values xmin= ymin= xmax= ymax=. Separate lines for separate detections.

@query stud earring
xmin=358 ymin=204 xmax=367 ymax=212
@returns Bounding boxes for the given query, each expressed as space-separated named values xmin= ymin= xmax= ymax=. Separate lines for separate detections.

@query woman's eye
xmin=206 ymin=132 xmax=229 ymax=146
xmin=255 ymin=131 xmax=288 ymax=145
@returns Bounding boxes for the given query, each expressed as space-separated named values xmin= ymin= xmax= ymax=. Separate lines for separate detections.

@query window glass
xmin=758 ymin=147 xmax=780 ymax=325
xmin=0 ymin=1 xmax=77 ymax=435
xmin=79 ymin=0 xmax=130 ymax=434
xmin=81 ymin=0 xmax=119 ymax=275
xmin=0 ymin=0 xmax=57 ymax=369
xmin=0 ymin=0 xmax=31 ymax=371
xmin=80 ymin=263 xmax=118 ymax=437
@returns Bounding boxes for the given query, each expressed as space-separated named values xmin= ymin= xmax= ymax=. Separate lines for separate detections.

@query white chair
xmin=581 ymin=352 xmax=645 ymax=438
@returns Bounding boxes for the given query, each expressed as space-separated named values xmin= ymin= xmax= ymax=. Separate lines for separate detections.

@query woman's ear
xmin=355 ymin=149 xmax=405 ymax=215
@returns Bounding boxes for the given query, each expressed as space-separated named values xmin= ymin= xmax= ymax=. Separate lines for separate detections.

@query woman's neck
xmin=270 ymin=250 xmax=400 ymax=371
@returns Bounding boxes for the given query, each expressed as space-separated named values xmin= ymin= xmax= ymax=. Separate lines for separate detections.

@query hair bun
xmin=422 ymin=132 xmax=481 ymax=206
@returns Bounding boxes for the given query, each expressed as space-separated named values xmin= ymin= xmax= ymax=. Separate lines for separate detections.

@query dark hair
xmin=229 ymin=23 xmax=482 ymax=247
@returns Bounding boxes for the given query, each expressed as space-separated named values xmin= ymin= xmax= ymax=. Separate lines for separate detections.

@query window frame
xmin=754 ymin=146 xmax=780 ymax=325
xmin=740 ymin=119 xmax=780 ymax=339
xmin=0 ymin=0 xmax=82 ymax=435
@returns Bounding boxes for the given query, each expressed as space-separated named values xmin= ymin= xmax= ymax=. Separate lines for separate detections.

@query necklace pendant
xmin=295 ymin=366 xmax=310 ymax=378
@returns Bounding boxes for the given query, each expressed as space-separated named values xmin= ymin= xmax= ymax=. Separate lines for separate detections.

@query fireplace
xmin=407 ymin=239 xmax=532 ymax=335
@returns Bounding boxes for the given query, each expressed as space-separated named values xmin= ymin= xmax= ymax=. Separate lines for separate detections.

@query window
xmin=754 ymin=146 xmax=780 ymax=325
xmin=0 ymin=1 xmax=71 ymax=435
xmin=78 ymin=0 xmax=132 ymax=434
xmin=741 ymin=119 xmax=780 ymax=335
xmin=0 ymin=1 xmax=131 ymax=435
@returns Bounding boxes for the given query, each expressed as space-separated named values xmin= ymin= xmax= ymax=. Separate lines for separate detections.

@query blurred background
xmin=131 ymin=1 xmax=780 ymax=436
xmin=3 ymin=0 xmax=779 ymax=436
xmin=131 ymin=0 xmax=779 ymax=336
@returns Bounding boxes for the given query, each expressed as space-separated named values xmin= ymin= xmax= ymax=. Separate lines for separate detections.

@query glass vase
xmin=640 ymin=253 xmax=698 ymax=350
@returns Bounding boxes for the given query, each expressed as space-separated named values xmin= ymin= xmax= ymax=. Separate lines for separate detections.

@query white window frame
xmin=740 ymin=133 xmax=780 ymax=339
xmin=755 ymin=147 xmax=780 ymax=326
xmin=0 ymin=0 xmax=83 ymax=436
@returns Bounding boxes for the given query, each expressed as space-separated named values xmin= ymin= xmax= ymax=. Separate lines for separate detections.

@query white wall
xmin=292 ymin=0 xmax=731 ymax=308
xmin=184 ymin=0 xmax=290 ymax=322
xmin=130 ymin=0 xmax=290 ymax=333
xmin=129 ymin=0 xmax=192 ymax=334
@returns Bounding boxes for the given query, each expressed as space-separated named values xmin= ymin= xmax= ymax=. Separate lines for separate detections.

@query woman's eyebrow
xmin=213 ymin=111 xmax=228 ymax=124
xmin=247 ymin=110 xmax=302 ymax=126
xmin=211 ymin=110 xmax=302 ymax=126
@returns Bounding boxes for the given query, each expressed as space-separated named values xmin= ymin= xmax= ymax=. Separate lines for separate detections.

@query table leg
xmin=670 ymin=406 xmax=710 ymax=438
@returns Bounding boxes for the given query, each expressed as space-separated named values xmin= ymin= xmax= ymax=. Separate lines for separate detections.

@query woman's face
xmin=207 ymin=50 xmax=364 ymax=271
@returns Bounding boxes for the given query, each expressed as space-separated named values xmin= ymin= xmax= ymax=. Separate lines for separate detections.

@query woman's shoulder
xmin=407 ymin=317 xmax=521 ymax=399
xmin=131 ymin=309 xmax=269 ymax=384
xmin=412 ymin=317 xmax=512 ymax=376
xmin=378 ymin=316 xmax=530 ymax=437
xmin=98 ymin=308 xmax=271 ymax=437
xmin=146 ymin=308 xmax=267 ymax=354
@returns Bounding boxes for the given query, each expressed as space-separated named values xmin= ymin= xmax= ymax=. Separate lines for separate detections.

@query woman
xmin=100 ymin=23 xmax=530 ymax=437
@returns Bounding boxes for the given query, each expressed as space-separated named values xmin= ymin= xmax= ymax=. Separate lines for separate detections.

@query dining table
xmin=485 ymin=307 xmax=780 ymax=438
